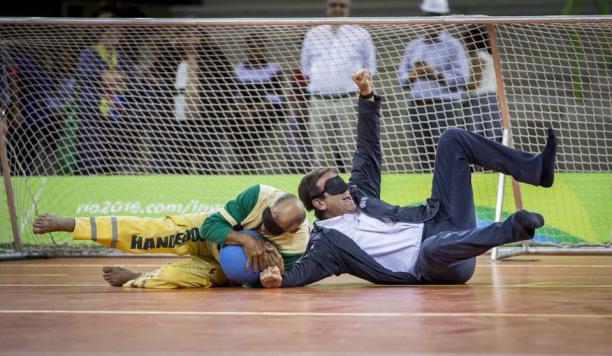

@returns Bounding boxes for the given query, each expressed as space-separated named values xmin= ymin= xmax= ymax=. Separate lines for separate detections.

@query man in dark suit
xmin=260 ymin=69 xmax=557 ymax=288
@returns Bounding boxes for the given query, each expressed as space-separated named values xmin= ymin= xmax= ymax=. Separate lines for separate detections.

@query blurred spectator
xmin=75 ymin=28 xmax=136 ymax=174
xmin=232 ymin=34 xmax=285 ymax=174
xmin=462 ymin=26 xmax=502 ymax=142
xmin=2 ymin=48 xmax=20 ymax=174
xmin=397 ymin=0 xmax=469 ymax=170
xmin=147 ymin=31 xmax=234 ymax=174
xmin=0 ymin=47 xmax=11 ymax=145
xmin=283 ymin=67 xmax=314 ymax=174
xmin=300 ymin=0 xmax=376 ymax=173
xmin=143 ymin=36 xmax=178 ymax=173
xmin=91 ymin=0 xmax=145 ymax=18
xmin=0 ymin=47 xmax=10 ymax=122
xmin=4 ymin=44 xmax=76 ymax=175
xmin=51 ymin=42 xmax=82 ymax=175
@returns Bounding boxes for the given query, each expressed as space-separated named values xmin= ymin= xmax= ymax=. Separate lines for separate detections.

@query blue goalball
xmin=219 ymin=229 xmax=262 ymax=285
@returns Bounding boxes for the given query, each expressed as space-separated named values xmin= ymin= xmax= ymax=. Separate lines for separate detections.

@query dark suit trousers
xmin=416 ymin=128 xmax=544 ymax=283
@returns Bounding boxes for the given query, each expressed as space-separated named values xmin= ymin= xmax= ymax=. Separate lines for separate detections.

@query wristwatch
xmin=359 ymin=91 xmax=374 ymax=99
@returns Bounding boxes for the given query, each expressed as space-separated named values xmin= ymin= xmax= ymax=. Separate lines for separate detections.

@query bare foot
xmin=32 ymin=213 xmax=76 ymax=234
xmin=102 ymin=266 xmax=141 ymax=287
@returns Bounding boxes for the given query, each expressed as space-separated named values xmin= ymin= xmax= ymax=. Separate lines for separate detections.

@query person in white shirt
xmin=300 ymin=0 xmax=376 ymax=173
xmin=232 ymin=34 xmax=286 ymax=174
xmin=462 ymin=26 xmax=502 ymax=142
xmin=397 ymin=0 xmax=470 ymax=170
xmin=148 ymin=33 xmax=234 ymax=174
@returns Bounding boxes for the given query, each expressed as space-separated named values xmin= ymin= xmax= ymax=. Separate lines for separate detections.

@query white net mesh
xmin=495 ymin=22 xmax=611 ymax=248
xmin=0 ymin=18 xmax=609 ymax=256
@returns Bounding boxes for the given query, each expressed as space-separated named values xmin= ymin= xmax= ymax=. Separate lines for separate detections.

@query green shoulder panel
xmin=280 ymin=252 xmax=304 ymax=271
xmin=199 ymin=184 xmax=261 ymax=244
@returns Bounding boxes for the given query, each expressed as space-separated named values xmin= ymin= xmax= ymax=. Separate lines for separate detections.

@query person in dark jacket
xmin=259 ymin=68 xmax=557 ymax=287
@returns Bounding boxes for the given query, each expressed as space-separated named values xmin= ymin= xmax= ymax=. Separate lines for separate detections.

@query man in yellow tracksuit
xmin=33 ymin=184 xmax=309 ymax=289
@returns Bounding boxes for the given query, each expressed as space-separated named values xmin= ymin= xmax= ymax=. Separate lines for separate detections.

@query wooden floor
xmin=0 ymin=255 xmax=611 ymax=355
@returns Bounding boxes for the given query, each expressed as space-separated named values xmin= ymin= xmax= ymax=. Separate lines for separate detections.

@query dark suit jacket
xmin=281 ymin=96 xmax=441 ymax=287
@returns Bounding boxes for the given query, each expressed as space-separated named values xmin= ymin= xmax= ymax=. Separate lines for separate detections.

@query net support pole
xmin=487 ymin=23 xmax=526 ymax=261
xmin=0 ymin=116 xmax=21 ymax=252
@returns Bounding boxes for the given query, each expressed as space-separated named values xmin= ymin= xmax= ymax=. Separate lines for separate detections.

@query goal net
xmin=0 ymin=17 xmax=610 ymax=257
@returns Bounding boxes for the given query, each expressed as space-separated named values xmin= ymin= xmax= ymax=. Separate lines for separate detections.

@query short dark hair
xmin=297 ymin=168 xmax=335 ymax=212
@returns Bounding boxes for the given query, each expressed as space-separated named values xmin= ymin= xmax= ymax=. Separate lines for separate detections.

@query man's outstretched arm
xmin=348 ymin=69 xmax=383 ymax=199
xmin=260 ymin=236 xmax=343 ymax=288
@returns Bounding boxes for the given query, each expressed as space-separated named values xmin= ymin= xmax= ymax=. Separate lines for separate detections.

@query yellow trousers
xmin=73 ymin=213 xmax=227 ymax=289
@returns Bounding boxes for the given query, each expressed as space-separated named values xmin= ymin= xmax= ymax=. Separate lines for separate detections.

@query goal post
xmin=486 ymin=22 xmax=527 ymax=261
xmin=0 ymin=16 xmax=610 ymax=258
xmin=489 ymin=18 xmax=612 ymax=259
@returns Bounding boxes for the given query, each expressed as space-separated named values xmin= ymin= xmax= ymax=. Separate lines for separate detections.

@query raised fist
xmin=351 ymin=68 xmax=373 ymax=96
xmin=260 ymin=266 xmax=282 ymax=288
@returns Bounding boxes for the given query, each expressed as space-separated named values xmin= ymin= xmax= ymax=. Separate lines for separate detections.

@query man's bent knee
xmin=437 ymin=127 xmax=463 ymax=146
xmin=436 ymin=127 xmax=469 ymax=157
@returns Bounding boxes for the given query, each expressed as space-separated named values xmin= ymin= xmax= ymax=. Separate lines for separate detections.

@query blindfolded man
xmin=260 ymin=68 xmax=556 ymax=288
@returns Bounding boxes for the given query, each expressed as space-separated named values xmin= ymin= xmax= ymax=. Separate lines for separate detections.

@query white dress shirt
xmin=174 ymin=58 xmax=200 ymax=121
xmin=315 ymin=211 xmax=423 ymax=274
xmin=301 ymin=25 xmax=376 ymax=95
xmin=467 ymin=49 xmax=497 ymax=97
xmin=397 ymin=31 xmax=470 ymax=101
